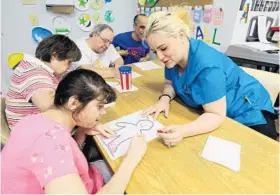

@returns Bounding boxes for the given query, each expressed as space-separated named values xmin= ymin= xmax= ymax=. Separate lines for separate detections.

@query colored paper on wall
xmin=93 ymin=12 xmax=102 ymax=24
xmin=29 ymin=14 xmax=39 ymax=26
xmin=91 ymin=0 xmax=104 ymax=10
xmin=138 ymin=0 xmax=146 ymax=6
xmin=203 ymin=5 xmax=212 ymax=23
xmin=213 ymin=5 xmax=224 ymax=25
xmin=144 ymin=7 xmax=151 ymax=16
xmin=21 ymin=0 xmax=37 ymax=5
xmin=193 ymin=6 xmax=203 ymax=23
xmin=75 ymin=0 xmax=90 ymax=11
xmin=146 ymin=0 xmax=159 ymax=8
xmin=32 ymin=27 xmax=53 ymax=43
xmin=53 ymin=16 xmax=71 ymax=35
xmin=77 ymin=13 xmax=93 ymax=31
xmin=104 ymin=10 xmax=115 ymax=23
xmin=203 ymin=26 xmax=211 ymax=43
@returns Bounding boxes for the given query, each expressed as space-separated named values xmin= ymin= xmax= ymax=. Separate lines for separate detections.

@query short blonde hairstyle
xmin=144 ymin=7 xmax=191 ymax=39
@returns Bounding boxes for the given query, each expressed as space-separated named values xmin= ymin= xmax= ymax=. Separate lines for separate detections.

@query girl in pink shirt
xmin=1 ymin=69 xmax=147 ymax=194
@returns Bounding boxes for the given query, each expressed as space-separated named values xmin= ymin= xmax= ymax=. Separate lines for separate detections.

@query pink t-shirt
xmin=1 ymin=114 xmax=103 ymax=194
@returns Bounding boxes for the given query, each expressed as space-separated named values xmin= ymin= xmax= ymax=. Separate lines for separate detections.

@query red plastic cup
xmin=119 ymin=66 xmax=132 ymax=91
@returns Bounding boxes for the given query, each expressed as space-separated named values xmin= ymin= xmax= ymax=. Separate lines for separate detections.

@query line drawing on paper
xmin=100 ymin=117 xmax=154 ymax=157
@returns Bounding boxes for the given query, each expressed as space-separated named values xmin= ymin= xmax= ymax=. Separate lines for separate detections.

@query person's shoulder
xmin=11 ymin=114 xmax=45 ymax=134
xmin=190 ymin=39 xmax=226 ymax=69
xmin=13 ymin=114 xmax=69 ymax=136
xmin=115 ymin=31 xmax=132 ymax=39
xmin=14 ymin=54 xmax=50 ymax=74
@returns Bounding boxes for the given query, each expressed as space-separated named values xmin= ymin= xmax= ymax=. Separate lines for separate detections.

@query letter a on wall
xmin=196 ymin=26 xmax=204 ymax=40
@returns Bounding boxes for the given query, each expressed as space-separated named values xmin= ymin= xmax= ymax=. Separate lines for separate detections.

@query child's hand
xmin=126 ymin=135 xmax=147 ymax=165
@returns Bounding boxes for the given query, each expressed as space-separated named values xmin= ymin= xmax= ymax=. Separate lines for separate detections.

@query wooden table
xmin=94 ymin=61 xmax=279 ymax=194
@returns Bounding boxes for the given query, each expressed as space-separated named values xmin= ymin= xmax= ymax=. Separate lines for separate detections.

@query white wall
xmin=211 ymin=0 xmax=240 ymax=52
xmin=1 ymin=0 xmax=137 ymax=94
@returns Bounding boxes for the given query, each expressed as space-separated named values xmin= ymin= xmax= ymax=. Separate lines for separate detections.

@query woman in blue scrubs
xmin=142 ymin=8 xmax=278 ymax=145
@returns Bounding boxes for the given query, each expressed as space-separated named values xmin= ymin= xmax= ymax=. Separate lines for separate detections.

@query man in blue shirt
xmin=113 ymin=14 xmax=150 ymax=64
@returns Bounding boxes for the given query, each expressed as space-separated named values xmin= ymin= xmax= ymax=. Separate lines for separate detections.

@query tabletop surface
xmin=94 ymin=61 xmax=279 ymax=194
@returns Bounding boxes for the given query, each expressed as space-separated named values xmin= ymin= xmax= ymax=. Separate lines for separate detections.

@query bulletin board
xmin=141 ymin=0 xmax=214 ymax=7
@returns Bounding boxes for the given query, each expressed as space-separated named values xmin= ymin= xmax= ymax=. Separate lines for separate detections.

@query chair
xmin=242 ymin=67 xmax=279 ymax=104
xmin=1 ymin=98 xmax=11 ymax=148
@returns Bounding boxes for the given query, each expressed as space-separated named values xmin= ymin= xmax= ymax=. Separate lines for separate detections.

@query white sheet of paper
xmin=97 ymin=110 xmax=164 ymax=160
xmin=134 ymin=61 xmax=161 ymax=71
xmin=106 ymin=81 xmax=138 ymax=93
xmin=201 ymin=135 xmax=241 ymax=172
xmin=114 ymin=84 xmax=138 ymax=93
xmin=257 ymin=16 xmax=270 ymax=44
xmin=104 ymin=102 xmax=115 ymax=108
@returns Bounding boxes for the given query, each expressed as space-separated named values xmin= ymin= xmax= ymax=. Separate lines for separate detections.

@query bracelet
xmin=158 ymin=93 xmax=172 ymax=101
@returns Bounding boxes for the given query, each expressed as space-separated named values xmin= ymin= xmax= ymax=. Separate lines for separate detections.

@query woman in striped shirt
xmin=5 ymin=35 xmax=81 ymax=128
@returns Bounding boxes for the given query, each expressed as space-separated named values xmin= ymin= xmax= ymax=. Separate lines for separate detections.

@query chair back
xmin=1 ymin=98 xmax=11 ymax=145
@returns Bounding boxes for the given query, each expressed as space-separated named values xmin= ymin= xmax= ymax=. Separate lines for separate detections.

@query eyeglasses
xmin=98 ymin=34 xmax=112 ymax=46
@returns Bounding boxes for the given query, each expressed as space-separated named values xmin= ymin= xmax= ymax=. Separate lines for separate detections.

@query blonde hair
xmin=144 ymin=6 xmax=191 ymax=39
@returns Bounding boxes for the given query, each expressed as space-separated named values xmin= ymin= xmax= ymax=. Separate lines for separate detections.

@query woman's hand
xmin=158 ymin=125 xmax=186 ymax=147
xmin=125 ymin=135 xmax=147 ymax=166
xmin=142 ymin=96 xmax=170 ymax=120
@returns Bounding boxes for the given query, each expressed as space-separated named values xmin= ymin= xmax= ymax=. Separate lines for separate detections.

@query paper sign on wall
xmin=77 ymin=13 xmax=93 ymax=31
xmin=213 ymin=5 xmax=224 ymax=25
xmin=93 ymin=12 xmax=102 ymax=24
xmin=203 ymin=5 xmax=212 ymax=23
xmin=138 ymin=0 xmax=146 ymax=6
xmin=104 ymin=10 xmax=115 ymax=23
xmin=193 ymin=6 xmax=203 ymax=23
xmin=53 ymin=16 xmax=71 ymax=35
xmin=21 ymin=0 xmax=37 ymax=5
xmin=74 ymin=0 xmax=90 ymax=11
xmin=29 ymin=14 xmax=39 ymax=26
xmin=91 ymin=0 xmax=104 ymax=10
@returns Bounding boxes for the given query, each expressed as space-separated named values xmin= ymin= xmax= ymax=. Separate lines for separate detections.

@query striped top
xmin=5 ymin=54 xmax=60 ymax=129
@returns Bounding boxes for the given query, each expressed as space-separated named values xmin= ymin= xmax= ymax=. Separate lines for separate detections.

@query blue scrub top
xmin=165 ymin=38 xmax=274 ymax=126
xmin=113 ymin=31 xmax=150 ymax=64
